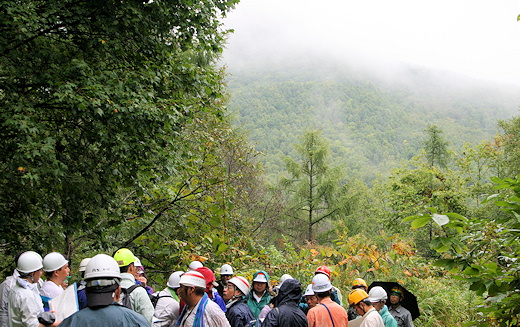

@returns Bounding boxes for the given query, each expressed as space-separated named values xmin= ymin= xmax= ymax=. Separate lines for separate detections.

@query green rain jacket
xmin=246 ymin=270 xmax=271 ymax=318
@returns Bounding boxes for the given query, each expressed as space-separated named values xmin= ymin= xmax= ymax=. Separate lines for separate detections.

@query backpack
xmin=149 ymin=292 xmax=172 ymax=308
xmin=121 ymin=284 xmax=140 ymax=309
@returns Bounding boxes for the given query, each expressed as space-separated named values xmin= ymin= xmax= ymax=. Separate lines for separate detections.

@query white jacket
xmin=8 ymin=277 xmax=44 ymax=327
xmin=152 ymin=288 xmax=180 ymax=327
xmin=120 ymin=273 xmax=155 ymax=323
xmin=0 ymin=271 xmax=18 ymax=326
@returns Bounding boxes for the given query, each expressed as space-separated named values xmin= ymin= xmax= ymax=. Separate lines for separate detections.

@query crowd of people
xmin=0 ymin=249 xmax=416 ymax=327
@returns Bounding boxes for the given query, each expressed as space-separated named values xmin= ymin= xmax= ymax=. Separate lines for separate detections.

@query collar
xmin=253 ymin=290 xmax=266 ymax=302
xmin=363 ymin=307 xmax=378 ymax=318
xmin=390 ymin=304 xmax=402 ymax=312
xmin=16 ymin=276 xmax=38 ymax=290
xmin=120 ymin=272 xmax=136 ymax=282
xmin=319 ymin=297 xmax=334 ymax=305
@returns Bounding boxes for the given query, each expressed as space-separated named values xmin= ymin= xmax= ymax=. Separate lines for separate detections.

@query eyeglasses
xmin=225 ymin=284 xmax=236 ymax=290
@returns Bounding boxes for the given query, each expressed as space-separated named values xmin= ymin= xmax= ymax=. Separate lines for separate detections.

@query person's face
xmin=389 ymin=295 xmax=400 ymax=305
xmin=306 ymin=295 xmax=319 ymax=308
xmin=137 ymin=272 xmax=147 ymax=285
xmin=253 ymin=282 xmax=267 ymax=294
xmin=222 ymin=283 xmax=237 ymax=301
xmin=178 ymin=284 xmax=194 ymax=302
xmin=57 ymin=263 xmax=70 ymax=281
xmin=221 ymin=275 xmax=232 ymax=283
xmin=372 ymin=301 xmax=384 ymax=311
xmin=128 ymin=263 xmax=139 ymax=278
xmin=31 ymin=268 xmax=43 ymax=283
xmin=354 ymin=303 xmax=365 ymax=316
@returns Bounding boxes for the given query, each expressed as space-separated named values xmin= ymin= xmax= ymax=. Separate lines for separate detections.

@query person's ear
xmin=114 ymin=286 xmax=121 ymax=302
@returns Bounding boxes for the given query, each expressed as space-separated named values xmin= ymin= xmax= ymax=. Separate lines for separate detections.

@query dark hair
xmin=361 ymin=299 xmax=372 ymax=306
xmin=315 ymin=290 xmax=332 ymax=299
xmin=119 ymin=263 xmax=131 ymax=273
xmin=194 ymin=287 xmax=206 ymax=296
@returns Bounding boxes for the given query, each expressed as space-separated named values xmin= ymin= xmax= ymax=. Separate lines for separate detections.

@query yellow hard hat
xmin=352 ymin=278 xmax=368 ymax=288
xmin=348 ymin=288 xmax=369 ymax=305
xmin=113 ymin=248 xmax=137 ymax=267
xmin=391 ymin=286 xmax=405 ymax=300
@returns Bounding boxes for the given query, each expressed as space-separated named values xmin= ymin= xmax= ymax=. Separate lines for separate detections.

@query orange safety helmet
xmin=348 ymin=288 xmax=369 ymax=305
xmin=352 ymin=278 xmax=368 ymax=289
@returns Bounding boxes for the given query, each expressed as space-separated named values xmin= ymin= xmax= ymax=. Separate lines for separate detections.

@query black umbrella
xmin=368 ymin=281 xmax=420 ymax=320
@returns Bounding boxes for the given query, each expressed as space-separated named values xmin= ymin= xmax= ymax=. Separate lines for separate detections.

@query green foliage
xmin=226 ymin=62 xmax=518 ymax=183
xmin=498 ymin=115 xmax=520 ymax=177
xmin=423 ymin=125 xmax=450 ymax=168
xmin=379 ymin=160 xmax=468 ymax=256
xmin=0 ymin=0 xmax=237 ymax=263
xmin=278 ymin=130 xmax=346 ymax=242
xmin=101 ymin=107 xmax=269 ymax=287
xmin=404 ymin=175 xmax=520 ymax=326
xmin=409 ymin=276 xmax=481 ymax=327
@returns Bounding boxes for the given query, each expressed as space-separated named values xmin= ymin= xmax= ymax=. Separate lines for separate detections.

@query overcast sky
xmin=221 ymin=0 xmax=520 ymax=87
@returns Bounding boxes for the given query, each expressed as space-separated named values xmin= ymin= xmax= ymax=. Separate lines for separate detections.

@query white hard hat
xmin=304 ymin=284 xmax=315 ymax=297
xmin=220 ymin=264 xmax=233 ymax=275
xmin=368 ymin=286 xmax=388 ymax=302
xmin=228 ymin=276 xmax=250 ymax=296
xmin=253 ymin=273 xmax=268 ymax=283
xmin=312 ymin=273 xmax=332 ymax=292
xmin=179 ymin=271 xmax=206 ymax=288
xmin=16 ymin=251 xmax=43 ymax=274
xmin=78 ymin=258 xmax=91 ymax=272
xmin=43 ymin=252 xmax=68 ymax=272
xmin=167 ymin=271 xmax=184 ymax=288
xmin=280 ymin=274 xmax=292 ymax=284
xmin=84 ymin=254 xmax=121 ymax=280
xmin=134 ymin=257 xmax=142 ymax=267
xmin=188 ymin=261 xmax=203 ymax=271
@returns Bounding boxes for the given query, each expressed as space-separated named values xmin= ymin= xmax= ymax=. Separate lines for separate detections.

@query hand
xmin=137 ymin=276 xmax=147 ymax=286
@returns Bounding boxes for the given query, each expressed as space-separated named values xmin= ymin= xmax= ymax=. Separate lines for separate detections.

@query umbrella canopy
xmin=368 ymin=281 xmax=420 ymax=320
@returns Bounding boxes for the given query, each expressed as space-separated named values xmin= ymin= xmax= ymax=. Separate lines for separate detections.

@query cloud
xmin=222 ymin=0 xmax=520 ymax=86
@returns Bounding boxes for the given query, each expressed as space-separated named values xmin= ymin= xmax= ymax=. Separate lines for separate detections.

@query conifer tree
xmin=424 ymin=125 xmax=450 ymax=168
xmin=280 ymin=130 xmax=343 ymax=242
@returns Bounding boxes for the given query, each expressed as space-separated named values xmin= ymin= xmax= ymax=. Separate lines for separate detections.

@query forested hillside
xmin=225 ymin=59 xmax=520 ymax=182
xmin=3 ymin=2 xmax=520 ymax=324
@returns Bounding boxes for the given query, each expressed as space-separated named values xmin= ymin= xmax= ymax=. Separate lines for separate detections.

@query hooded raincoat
xmin=246 ymin=271 xmax=271 ymax=318
xmin=261 ymin=278 xmax=308 ymax=327
xmin=226 ymin=296 xmax=254 ymax=327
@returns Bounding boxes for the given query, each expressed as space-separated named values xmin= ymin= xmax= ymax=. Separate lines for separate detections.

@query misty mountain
xmin=224 ymin=57 xmax=520 ymax=183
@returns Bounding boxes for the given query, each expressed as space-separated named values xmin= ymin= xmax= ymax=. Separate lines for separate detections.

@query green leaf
xmin=464 ymin=266 xmax=480 ymax=275
xmin=445 ymin=212 xmax=467 ymax=220
xmin=494 ymin=201 xmax=513 ymax=207
xmin=411 ymin=216 xmax=432 ymax=229
xmin=215 ymin=242 xmax=228 ymax=255
xmin=433 ymin=258 xmax=455 ymax=268
xmin=402 ymin=215 xmax=421 ymax=223
xmin=435 ymin=245 xmax=450 ymax=253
